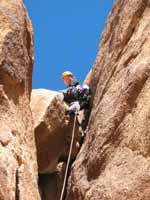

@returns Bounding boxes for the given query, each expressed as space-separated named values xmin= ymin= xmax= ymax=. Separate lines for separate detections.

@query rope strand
xmin=60 ymin=113 xmax=77 ymax=200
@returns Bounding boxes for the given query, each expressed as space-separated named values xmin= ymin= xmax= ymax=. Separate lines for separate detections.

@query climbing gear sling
xmin=60 ymin=113 xmax=78 ymax=200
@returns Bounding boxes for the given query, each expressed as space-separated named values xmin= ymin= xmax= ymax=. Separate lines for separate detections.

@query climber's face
xmin=63 ymin=75 xmax=73 ymax=85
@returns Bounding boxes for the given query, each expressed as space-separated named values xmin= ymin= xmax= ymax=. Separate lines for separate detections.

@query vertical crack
xmin=15 ymin=169 xmax=20 ymax=200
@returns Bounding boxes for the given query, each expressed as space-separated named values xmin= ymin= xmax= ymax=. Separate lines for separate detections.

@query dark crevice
xmin=62 ymin=162 xmax=73 ymax=200
xmin=62 ymin=111 xmax=92 ymax=200
xmin=15 ymin=169 xmax=20 ymax=200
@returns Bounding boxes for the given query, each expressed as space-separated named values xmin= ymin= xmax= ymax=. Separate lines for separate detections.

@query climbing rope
xmin=60 ymin=113 xmax=78 ymax=200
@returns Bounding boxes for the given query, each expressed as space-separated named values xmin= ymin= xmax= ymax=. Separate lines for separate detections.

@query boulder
xmin=31 ymin=89 xmax=81 ymax=173
xmin=67 ymin=0 xmax=150 ymax=199
xmin=0 ymin=0 xmax=40 ymax=199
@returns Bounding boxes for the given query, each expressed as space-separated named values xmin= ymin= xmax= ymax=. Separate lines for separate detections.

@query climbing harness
xmin=60 ymin=113 xmax=78 ymax=200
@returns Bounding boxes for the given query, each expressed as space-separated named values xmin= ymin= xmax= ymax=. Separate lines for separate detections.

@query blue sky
xmin=23 ymin=0 xmax=114 ymax=90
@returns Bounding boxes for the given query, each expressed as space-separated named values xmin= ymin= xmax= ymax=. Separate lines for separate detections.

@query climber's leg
xmin=80 ymin=109 xmax=89 ymax=130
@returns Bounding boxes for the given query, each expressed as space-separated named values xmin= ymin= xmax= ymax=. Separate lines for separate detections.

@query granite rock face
xmin=0 ymin=0 xmax=40 ymax=199
xmin=31 ymin=89 xmax=81 ymax=173
xmin=67 ymin=0 xmax=150 ymax=199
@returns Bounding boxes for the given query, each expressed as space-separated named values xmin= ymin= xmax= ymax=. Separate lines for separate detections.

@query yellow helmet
xmin=62 ymin=71 xmax=74 ymax=79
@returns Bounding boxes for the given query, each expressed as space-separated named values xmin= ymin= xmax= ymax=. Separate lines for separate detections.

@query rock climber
xmin=60 ymin=71 xmax=91 ymax=129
